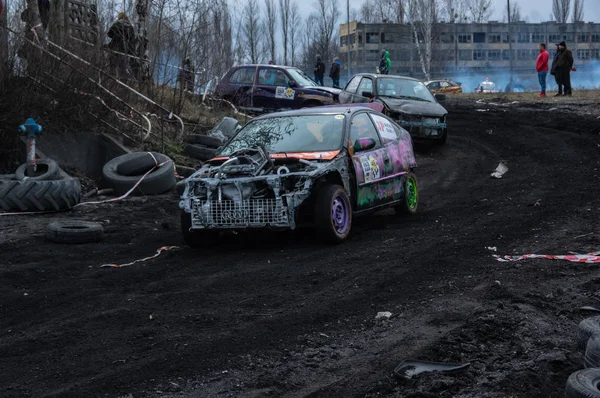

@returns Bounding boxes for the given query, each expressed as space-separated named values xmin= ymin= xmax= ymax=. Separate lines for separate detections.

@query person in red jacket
xmin=536 ymin=43 xmax=549 ymax=98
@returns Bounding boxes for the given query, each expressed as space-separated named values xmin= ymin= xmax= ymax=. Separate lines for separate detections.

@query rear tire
xmin=565 ymin=368 xmax=600 ymax=398
xmin=395 ymin=171 xmax=418 ymax=215
xmin=184 ymin=144 xmax=217 ymax=161
xmin=180 ymin=210 xmax=220 ymax=248
xmin=314 ymin=184 xmax=352 ymax=244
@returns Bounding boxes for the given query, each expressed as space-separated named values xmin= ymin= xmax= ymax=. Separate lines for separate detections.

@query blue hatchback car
xmin=213 ymin=64 xmax=341 ymax=112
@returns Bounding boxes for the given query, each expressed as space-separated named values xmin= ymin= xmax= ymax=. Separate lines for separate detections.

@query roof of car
xmin=352 ymin=73 xmax=419 ymax=81
xmin=231 ymin=64 xmax=300 ymax=69
xmin=252 ymin=106 xmax=376 ymax=120
xmin=424 ymin=79 xmax=453 ymax=84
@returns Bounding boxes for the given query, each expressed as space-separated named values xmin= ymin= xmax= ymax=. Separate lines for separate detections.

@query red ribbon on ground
xmin=101 ymin=246 xmax=179 ymax=268
xmin=494 ymin=250 xmax=600 ymax=264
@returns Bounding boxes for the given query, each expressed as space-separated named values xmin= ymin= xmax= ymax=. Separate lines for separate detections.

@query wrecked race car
xmin=179 ymin=106 xmax=418 ymax=247
xmin=339 ymin=74 xmax=448 ymax=145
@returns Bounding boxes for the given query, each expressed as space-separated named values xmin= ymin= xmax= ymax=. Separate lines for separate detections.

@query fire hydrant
xmin=19 ymin=118 xmax=43 ymax=177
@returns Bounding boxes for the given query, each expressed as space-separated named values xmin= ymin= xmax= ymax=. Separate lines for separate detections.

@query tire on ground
xmin=15 ymin=158 xmax=60 ymax=181
xmin=210 ymin=117 xmax=239 ymax=140
xmin=565 ymin=368 xmax=600 ymax=398
xmin=0 ymin=177 xmax=81 ymax=211
xmin=578 ymin=316 xmax=600 ymax=350
xmin=184 ymin=144 xmax=217 ymax=161
xmin=585 ymin=334 xmax=600 ymax=368
xmin=184 ymin=134 xmax=224 ymax=148
xmin=102 ymin=152 xmax=176 ymax=195
xmin=46 ymin=220 xmax=104 ymax=243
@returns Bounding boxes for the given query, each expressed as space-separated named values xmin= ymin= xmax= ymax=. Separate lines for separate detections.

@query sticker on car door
xmin=275 ymin=87 xmax=295 ymax=99
xmin=370 ymin=114 xmax=398 ymax=142
xmin=359 ymin=155 xmax=381 ymax=182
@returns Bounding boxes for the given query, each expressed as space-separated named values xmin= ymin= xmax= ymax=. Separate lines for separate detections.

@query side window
xmin=369 ymin=113 xmax=399 ymax=144
xmin=344 ymin=76 xmax=362 ymax=93
xmin=350 ymin=113 xmax=382 ymax=149
xmin=441 ymin=81 xmax=450 ymax=88
xmin=258 ymin=68 xmax=290 ymax=86
xmin=429 ymin=82 xmax=440 ymax=90
xmin=229 ymin=67 xmax=255 ymax=84
xmin=356 ymin=78 xmax=374 ymax=96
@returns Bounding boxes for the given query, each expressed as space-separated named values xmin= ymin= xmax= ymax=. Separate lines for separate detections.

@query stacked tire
xmin=183 ymin=117 xmax=239 ymax=161
xmin=102 ymin=152 xmax=176 ymax=195
xmin=565 ymin=316 xmax=600 ymax=397
xmin=0 ymin=159 xmax=81 ymax=212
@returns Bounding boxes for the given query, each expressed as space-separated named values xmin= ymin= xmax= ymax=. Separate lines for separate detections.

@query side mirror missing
xmin=353 ymin=138 xmax=376 ymax=153
xmin=361 ymin=91 xmax=374 ymax=99
xmin=434 ymin=93 xmax=446 ymax=101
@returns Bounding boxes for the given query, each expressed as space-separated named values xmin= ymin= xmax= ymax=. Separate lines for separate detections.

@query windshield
xmin=219 ymin=114 xmax=345 ymax=155
xmin=287 ymin=68 xmax=318 ymax=87
xmin=376 ymin=77 xmax=436 ymax=102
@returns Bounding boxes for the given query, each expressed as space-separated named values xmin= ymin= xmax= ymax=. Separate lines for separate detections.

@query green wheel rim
xmin=407 ymin=176 xmax=418 ymax=210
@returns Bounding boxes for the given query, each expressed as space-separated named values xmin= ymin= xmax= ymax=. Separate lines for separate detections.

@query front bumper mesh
xmin=191 ymin=199 xmax=290 ymax=229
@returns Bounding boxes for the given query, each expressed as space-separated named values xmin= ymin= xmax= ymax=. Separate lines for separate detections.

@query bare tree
xmin=552 ymin=0 xmax=571 ymax=23
xmin=359 ymin=0 xmax=406 ymax=23
xmin=504 ymin=1 xmax=522 ymax=22
xmin=289 ymin=1 xmax=301 ymax=66
xmin=242 ymin=0 xmax=262 ymax=63
xmin=465 ymin=0 xmax=491 ymax=23
xmin=264 ymin=0 xmax=277 ymax=63
xmin=572 ymin=0 xmax=584 ymax=22
xmin=279 ymin=0 xmax=290 ymax=65
xmin=1 ymin=0 xmax=8 ymax=76
xmin=408 ymin=0 xmax=439 ymax=80
xmin=313 ymin=0 xmax=338 ymax=65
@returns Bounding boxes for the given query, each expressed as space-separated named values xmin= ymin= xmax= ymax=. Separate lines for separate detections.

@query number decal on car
xmin=275 ymin=87 xmax=295 ymax=99
xmin=359 ymin=155 xmax=381 ymax=182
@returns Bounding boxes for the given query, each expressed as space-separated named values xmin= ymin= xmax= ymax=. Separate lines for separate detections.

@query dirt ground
xmin=1 ymin=95 xmax=600 ymax=398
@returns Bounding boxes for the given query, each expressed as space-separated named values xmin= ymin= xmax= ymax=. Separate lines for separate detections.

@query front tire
xmin=314 ymin=184 xmax=352 ymax=243
xmin=395 ymin=172 xmax=418 ymax=215
xmin=180 ymin=210 xmax=220 ymax=248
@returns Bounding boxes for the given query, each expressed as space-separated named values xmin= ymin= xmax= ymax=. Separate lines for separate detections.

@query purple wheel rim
xmin=331 ymin=193 xmax=350 ymax=235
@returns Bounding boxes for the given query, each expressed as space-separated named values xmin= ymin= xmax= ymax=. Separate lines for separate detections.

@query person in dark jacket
xmin=178 ymin=58 xmax=195 ymax=92
xmin=314 ymin=55 xmax=325 ymax=86
xmin=556 ymin=41 xmax=575 ymax=96
xmin=378 ymin=49 xmax=391 ymax=74
xmin=107 ymin=13 xmax=135 ymax=78
xmin=329 ymin=57 xmax=341 ymax=88
xmin=550 ymin=43 xmax=561 ymax=96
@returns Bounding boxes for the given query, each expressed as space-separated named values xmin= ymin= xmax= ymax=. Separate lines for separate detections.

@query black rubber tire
xmin=565 ymin=368 xmax=600 ymax=398
xmin=578 ymin=316 xmax=600 ymax=350
xmin=0 ymin=177 xmax=81 ymax=211
xmin=116 ymin=152 xmax=166 ymax=176
xmin=394 ymin=171 xmax=419 ymax=215
xmin=210 ymin=117 xmax=239 ymax=139
xmin=46 ymin=220 xmax=104 ymax=243
xmin=184 ymin=144 xmax=217 ymax=161
xmin=15 ymin=158 xmax=60 ymax=181
xmin=314 ymin=184 xmax=352 ymax=244
xmin=102 ymin=152 xmax=176 ymax=196
xmin=585 ymin=334 xmax=600 ymax=368
xmin=0 ymin=174 xmax=16 ymax=180
xmin=180 ymin=210 xmax=220 ymax=248
xmin=184 ymin=134 xmax=224 ymax=148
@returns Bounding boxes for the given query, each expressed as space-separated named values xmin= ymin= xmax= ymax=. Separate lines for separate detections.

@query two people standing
xmin=550 ymin=41 xmax=575 ymax=96
xmin=314 ymin=55 xmax=340 ymax=88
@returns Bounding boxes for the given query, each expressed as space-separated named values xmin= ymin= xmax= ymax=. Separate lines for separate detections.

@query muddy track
xmin=0 ymin=97 xmax=599 ymax=398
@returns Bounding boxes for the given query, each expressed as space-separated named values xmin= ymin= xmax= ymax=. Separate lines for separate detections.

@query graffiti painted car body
xmin=425 ymin=80 xmax=463 ymax=94
xmin=339 ymin=73 xmax=448 ymax=145
xmin=213 ymin=64 xmax=341 ymax=112
xmin=179 ymin=107 xmax=418 ymax=246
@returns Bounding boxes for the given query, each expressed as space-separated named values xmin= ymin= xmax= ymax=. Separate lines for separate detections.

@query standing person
xmin=329 ymin=57 xmax=341 ymax=88
xmin=178 ymin=58 xmax=195 ymax=93
xmin=314 ymin=55 xmax=325 ymax=86
xmin=106 ymin=13 xmax=135 ymax=78
xmin=550 ymin=43 xmax=562 ymax=96
xmin=536 ymin=43 xmax=549 ymax=97
xmin=378 ymin=49 xmax=388 ymax=74
xmin=556 ymin=41 xmax=575 ymax=96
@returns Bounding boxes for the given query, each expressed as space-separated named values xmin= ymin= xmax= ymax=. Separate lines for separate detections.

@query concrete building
xmin=339 ymin=21 xmax=600 ymax=87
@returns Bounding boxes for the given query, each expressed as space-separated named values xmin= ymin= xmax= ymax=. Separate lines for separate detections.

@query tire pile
xmin=102 ymin=152 xmax=176 ymax=195
xmin=183 ymin=117 xmax=239 ymax=161
xmin=0 ymin=159 xmax=81 ymax=212
xmin=565 ymin=316 xmax=600 ymax=397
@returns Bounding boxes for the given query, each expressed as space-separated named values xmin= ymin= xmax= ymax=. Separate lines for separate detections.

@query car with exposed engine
xmin=179 ymin=104 xmax=419 ymax=246
xmin=338 ymin=73 xmax=448 ymax=145
xmin=213 ymin=64 xmax=341 ymax=112
xmin=424 ymin=79 xmax=463 ymax=94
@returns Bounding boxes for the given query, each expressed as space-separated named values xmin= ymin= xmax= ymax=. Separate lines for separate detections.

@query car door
xmin=349 ymin=112 xmax=395 ymax=211
xmin=339 ymin=75 xmax=362 ymax=104
xmin=352 ymin=77 xmax=374 ymax=103
xmin=428 ymin=81 xmax=441 ymax=93
xmin=225 ymin=66 xmax=256 ymax=107
xmin=252 ymin=67 xmax=295 ymax=110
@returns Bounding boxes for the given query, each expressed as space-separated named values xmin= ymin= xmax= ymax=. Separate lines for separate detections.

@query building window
xmin=593 ymin=34 xmax=600 ymax=43
xmin=592 ymin=49 xmax=600 ymax=59
xmin=549 ymin=34 xmax=561 ymax=43
xmin=518 ymin=33 xmax=530 ymax=43
xmin=366 ymin=33 xmax=379 ymax=44
xmin=488 ymin=50 xmax=501 ymax=60
xmin=473 ymin=49 xmax=486 ymax=60
xmin=340 ymin=36 xmax=347 ymax=46
xmin=502 ymin=49 xmax=515 ymax=60
xmin=384 ymin=33 xmax=395 ymax=43
xmin=517 ymin=49 xmax=530 ymax=59
xmin=488 ymin=34 xmax=501 ymax=43
xmin=446 ymin=52 xmax=455 ymax=61
xmin=578 ymin=34 xmax=589 ymax=42
xmin=532 ymin=33 xmax=545 ymax=43
xmin=366 ymin=50 xmax=379 ymax=61
xmin=441 ymin=33 xmax=454 ymax=43
xmin=458 ymin=34 xmax=471 ymax=43
xmin=459 ymin=50 xmax=472 ymax=60
xmin=502 ymin=34 xmax=510 ymax=43
xmin=473 ymin=32 xmax=486 ymax=43
xmin=577 ymin=49 xmax=590 ymax=59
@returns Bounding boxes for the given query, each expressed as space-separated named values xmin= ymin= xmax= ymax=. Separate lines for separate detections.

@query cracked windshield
xmin=377 ymin=78 xmax=435 ymax=102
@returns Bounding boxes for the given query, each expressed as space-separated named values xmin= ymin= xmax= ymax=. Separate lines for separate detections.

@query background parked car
xmin=213 ymin=64 xmax=340 ymax=112
xmin=339 ymin=73 xmax=448 ymax=145
xmin=425 ymin=79 xmax=463 ymax=94
xmin=475 ymin=79 xmax=500 ymax=93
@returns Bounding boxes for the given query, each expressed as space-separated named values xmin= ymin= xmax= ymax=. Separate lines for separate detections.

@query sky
xmin=297 ymin=0 xmax=600 ymax=24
